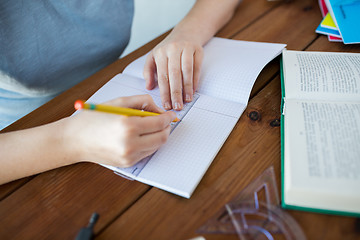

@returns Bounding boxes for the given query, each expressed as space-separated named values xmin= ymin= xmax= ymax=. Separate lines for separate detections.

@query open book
xmin=280 ymin=50 xmax=360 ymax=216
xmin=85 ymin=37 xmax=286 ymax=198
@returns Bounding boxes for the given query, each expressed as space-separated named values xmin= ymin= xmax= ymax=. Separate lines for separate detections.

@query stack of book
xmin=316 ymin=0 xmax=360 ymax=44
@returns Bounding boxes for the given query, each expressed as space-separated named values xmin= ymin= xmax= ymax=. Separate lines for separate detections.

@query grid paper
xmin=85 ymin=37 xmax=286 ymax=198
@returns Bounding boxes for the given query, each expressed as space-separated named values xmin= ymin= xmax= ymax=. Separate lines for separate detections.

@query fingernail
xmin=172 ymin=112 xmax=179 ymax=121
xmin=174 ymin=102 xmax=182 ymax=110
xmin=185 ymin=94 xmax=192 ymax=102
xmin=164 ymin=102 xmax=171 ymax=110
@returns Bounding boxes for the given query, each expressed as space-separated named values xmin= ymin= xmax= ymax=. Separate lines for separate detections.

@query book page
xmin=84 ymin=73 xmax=245 ymax=197
xmin=123 ymin=37 xmax=286 ymax=105
xmin=85 ymin=73 xmax=198 ymax=178
xmin=283 ymin=50 xmax=360 ymax=101
xmin=137 ymin=94 xmax=244 ymax=198
xmin=83 ymin=37 xmax=286 ymax=198
xmin=284 ymin=100 xmax=360 ymax=212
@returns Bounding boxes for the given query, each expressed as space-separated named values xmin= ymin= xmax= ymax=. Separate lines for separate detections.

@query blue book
xmin=325 ymin=0 xmax=360 ymax=44
xmin=316 ymin=24 xmax=341 ymax=38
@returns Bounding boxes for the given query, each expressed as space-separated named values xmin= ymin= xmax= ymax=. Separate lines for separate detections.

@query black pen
xmin=75 ymin=213 xmax=99 ymax=240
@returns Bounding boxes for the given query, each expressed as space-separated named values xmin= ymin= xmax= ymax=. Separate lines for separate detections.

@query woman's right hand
xmin=65 ymin=94 xmax=177 ymax=168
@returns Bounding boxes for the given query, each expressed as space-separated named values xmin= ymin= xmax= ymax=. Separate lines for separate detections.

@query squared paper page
xmin=84 ymin=74 xmax=157 ymax=178
xmin=85 ymin=73 xmax=193 ymax=178
xmin=73 ymin=74 xmax=151 ymax=178
xmin=84 ymin=73 xmax=246 ymax=197
xmin=137 ymin=99 xmax=245 ymax=198
xmin=123 ymin=37 xmax=286 ymax=104
xmin=86 ymin=74 xmax=146 ymax=103
xmin=80 ymin=38 xmax=286 ymax=197
xmin=198 ymin=38 xmax=285 ymax=104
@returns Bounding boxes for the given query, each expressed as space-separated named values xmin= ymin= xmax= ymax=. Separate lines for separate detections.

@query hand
xmin=65 ymin=95 xmax=177 ymax=168
xmin=143 ymin=37 xmax=204 ymax=111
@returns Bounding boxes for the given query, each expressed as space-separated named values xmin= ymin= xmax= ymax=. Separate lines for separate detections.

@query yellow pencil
xmin=74 ymin=100 xmax=180 ymax=122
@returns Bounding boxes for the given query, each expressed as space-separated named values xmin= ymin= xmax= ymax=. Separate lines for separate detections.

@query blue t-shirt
xmin=0 ymin=0 xmax=134 ymax=129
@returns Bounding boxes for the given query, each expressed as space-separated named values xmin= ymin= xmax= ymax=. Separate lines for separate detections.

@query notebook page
xmin=283 ymin=50 xmax=360 ymax=102
xmin=123 ymin=37 xmax=286 ymax=105
xmin=86 ymin=74 xmax=146 ymax=102
xmin=85 ymin=74 xmax=199 ymax=178
xmin=137 ymin=98 xmax=245 ymax=198
xmin=80 ymin=37 xmax=286 ymax=198
xmin=84 ymin=74 xmax=245 ymax=189
xmin=198 ymin=38 xmax=286 ymax=104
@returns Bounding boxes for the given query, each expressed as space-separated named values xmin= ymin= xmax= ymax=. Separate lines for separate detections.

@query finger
xmin=193 ymin=47 xmax=204 ymax=92
xmin=112 ymin=123 xmax=172 ymax=168
xmin=154 ymin=54 xmax=172 ymax=110
xmin=144 ymin=53 xmax=157 ymax=90
xmin=125 ymin=139 xmax=171 ymax=166
xmin=105 ymin=95 xmax=164 ymax=113
xmin=168 ymin=49 xmax=183 ymax=110
xmin=137 ymin=125 xmax=171 ymax=152
xmin=117 ymin=122 xmax=171 ymax=166
xmin=127 ymin=111 xmax=176 ymax=135
xmin=181 ymin=48 xmax=194 ymax=102
xmin=120 ymin=148 xmax=159 ymax=168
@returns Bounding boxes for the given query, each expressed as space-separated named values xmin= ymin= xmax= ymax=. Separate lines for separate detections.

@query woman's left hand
xmin=143 ymin=37 xmax=204 ymax=111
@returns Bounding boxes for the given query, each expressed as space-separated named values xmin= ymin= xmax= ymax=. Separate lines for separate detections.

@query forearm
xmin=0 ymin=119 xmax=75 ymax=184
xmin=144 ymin=0 xmax=239 ymax=109
xmin=168 ymin=0 xmax=239 ymax=45
xmin=0 ymin=95 xmax=177 ymax=185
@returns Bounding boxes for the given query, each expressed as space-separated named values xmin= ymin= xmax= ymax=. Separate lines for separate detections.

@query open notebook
xmin=84 ymin=37 xmax=286 ymax=198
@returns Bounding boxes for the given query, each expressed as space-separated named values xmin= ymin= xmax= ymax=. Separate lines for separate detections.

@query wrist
xmin=168 ymin=24 xmax=208 ymax=46
xmin=58 ymin=117 xmax=82 ymax=165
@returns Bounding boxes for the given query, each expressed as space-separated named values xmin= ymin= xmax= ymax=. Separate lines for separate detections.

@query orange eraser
xmin=74 ymin=100 xmax=85 ymax=110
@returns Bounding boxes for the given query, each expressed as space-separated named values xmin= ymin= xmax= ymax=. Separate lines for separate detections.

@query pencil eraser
xmin=74 ymin=100 xmax=84 ymax=110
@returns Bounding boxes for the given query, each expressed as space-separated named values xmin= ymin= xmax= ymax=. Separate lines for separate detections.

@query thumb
xmin=105 ymin=95 xmax=164 ymax=113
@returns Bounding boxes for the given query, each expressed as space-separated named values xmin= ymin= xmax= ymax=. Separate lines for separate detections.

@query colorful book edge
xmin=325 ymin=0 xmax=360 ymax=44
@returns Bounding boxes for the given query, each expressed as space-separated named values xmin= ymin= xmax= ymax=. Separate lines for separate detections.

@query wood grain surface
xmin=1 ymin=0 xmax=359 ymax=239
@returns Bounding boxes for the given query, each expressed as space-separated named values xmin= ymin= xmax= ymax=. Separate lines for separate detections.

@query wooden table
xmin=1 ymin=0 xmax=360 ymax=239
